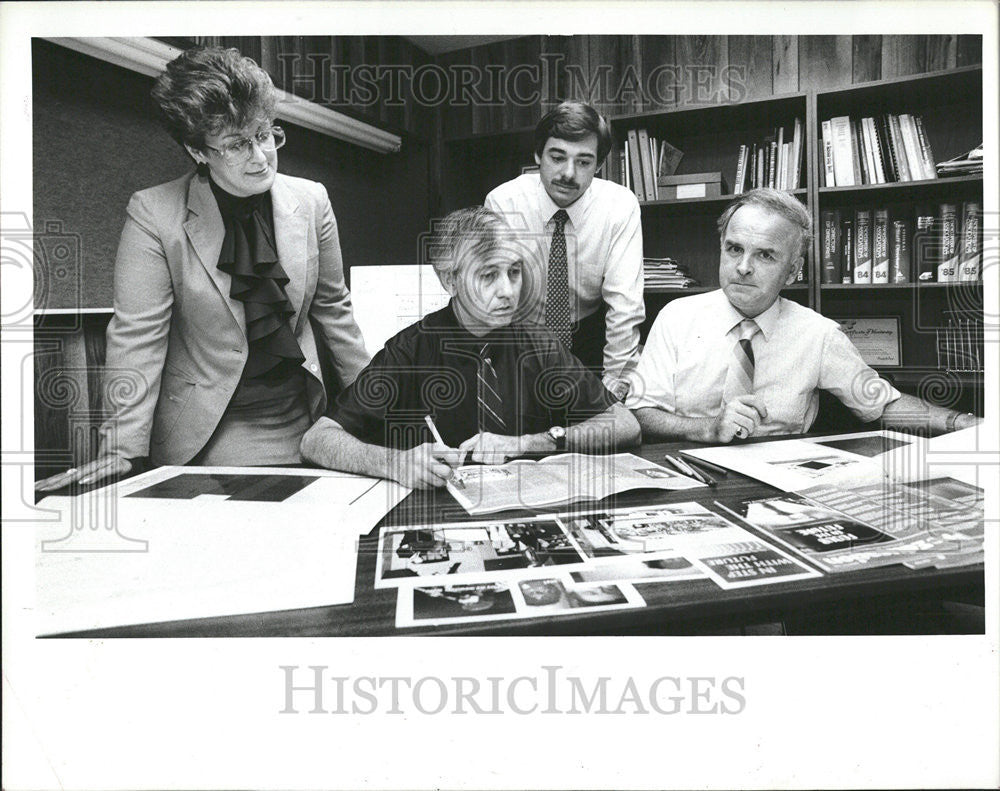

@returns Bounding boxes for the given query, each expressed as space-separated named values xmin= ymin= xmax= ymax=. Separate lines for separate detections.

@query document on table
xmin=685 ymin=430 xmax=945 ymax=491
xmin=723 ymin=479 xmax=983 ymax=574
xmin=447 ymin=452 xmax=703 ymax=515
xmin=34 ymin=466 xmax=410 ymax=635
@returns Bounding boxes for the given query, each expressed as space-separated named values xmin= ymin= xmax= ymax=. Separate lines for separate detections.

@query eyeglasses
xmin=203 ymin=126 xmax=286 ymax=166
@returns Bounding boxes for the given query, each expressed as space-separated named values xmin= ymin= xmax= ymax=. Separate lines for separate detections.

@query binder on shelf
xmin=821 ymin=120 xmax=835 ymax=188
xmin=775 ymin=126 xmax=785 ymax=189
xmin=876 ymin=116 xmax=898 ymax=182
xmin=829 ymin=116 xmax=855 ymax=187
xmin=790 ymin=117 xmax=803 ymax=190
xmin=913 ymin=116 xmax=938 ymax=179
xmin=872 ymin=209 xmax=890 ymax=283
xmin=898 ymin=114 xmax=926 ymax=180
xmin=936 ymin=202 xmax=959 ymax=282
xmin=887 ymin=114 xmax=911 ymax=181
xmin=627 ymin=129 xmax=647 ymax=202
xmin=958 ymin=201 xmax=982 ymax=282
xmin=849 ymin=119 xmax=863 ymax=185
xmin=863 ymin=117 xmax=886 ymax=183
xmin=854 ymin=209 xmax=873 ymax=284
xmin=637 ymin=128 xmax=657 ymax=201
xmin=821 ymin=209 xmax=842 ymax=284
xmin=734 ymin=144 xmax=748 ymax=195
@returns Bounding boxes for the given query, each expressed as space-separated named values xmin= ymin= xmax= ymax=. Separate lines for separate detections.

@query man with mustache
xmin=627 ymin=188 xmax=980 ymax=442
xmin=485 ymin=102 xmax=644 ymax=402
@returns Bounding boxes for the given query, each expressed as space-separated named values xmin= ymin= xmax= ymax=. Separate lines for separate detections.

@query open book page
xmin=447 ymin=452 xmax=702 ymax=515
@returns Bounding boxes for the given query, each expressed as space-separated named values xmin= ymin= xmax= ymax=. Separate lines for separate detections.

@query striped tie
xmin=723 ymin=318 xmax=759 ymax=401
xmin=545 ymin=209 xmax=572 ymax=348
xmin=477 ymin=343 xmax=508 ymax=434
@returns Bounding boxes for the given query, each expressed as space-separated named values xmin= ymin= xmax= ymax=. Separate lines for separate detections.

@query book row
xmin=820 ymin=113 xmax=936 ymax=187
xmin=616 ymin=129 xmax=684 ymax=201
xmin=733 ymin=118 xmax=805 ymax=194
xmin=820 ymin=201 xmax=982 ymax=284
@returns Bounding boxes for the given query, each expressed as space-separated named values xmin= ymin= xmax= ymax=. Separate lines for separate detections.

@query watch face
xmin=549 ymin=426 xmax=566 ymax=439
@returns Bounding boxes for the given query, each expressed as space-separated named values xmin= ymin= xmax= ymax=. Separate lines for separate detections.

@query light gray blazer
xmin=99 ymin=170 xmax=371 ymax=465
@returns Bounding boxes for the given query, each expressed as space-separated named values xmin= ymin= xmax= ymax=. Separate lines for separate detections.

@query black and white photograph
xmin=2 ymin=1 xmax=997 ymax=789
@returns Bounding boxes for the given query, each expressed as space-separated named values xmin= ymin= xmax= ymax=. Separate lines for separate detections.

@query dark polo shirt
xmin=331 ymin=302 xmax=617 ymax=449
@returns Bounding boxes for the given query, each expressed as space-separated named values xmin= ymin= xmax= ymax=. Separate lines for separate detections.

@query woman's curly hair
xmin=151 ymin=46 xmax=277 ymax=150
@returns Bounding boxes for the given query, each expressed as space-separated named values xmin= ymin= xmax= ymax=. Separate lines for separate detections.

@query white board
xmin=349 ymin=264 xmax=451 ymax=356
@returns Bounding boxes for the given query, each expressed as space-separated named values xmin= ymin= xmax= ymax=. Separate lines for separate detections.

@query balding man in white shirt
xmin=627 ymin=188 xmax=980 ymax=442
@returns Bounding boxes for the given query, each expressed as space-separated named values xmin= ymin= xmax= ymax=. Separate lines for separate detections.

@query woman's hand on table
xmin=34 ymin=455 xmax=133 ymax=492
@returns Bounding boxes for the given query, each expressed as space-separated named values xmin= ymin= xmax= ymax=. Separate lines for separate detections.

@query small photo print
xmin=767 ymin=456 xmax=859 ymax=478
xmin=376 ymin=519 xmax=586 ymax=587
xmin=411 ymin=582 xmax=517 ymax=622
xmin=569 ymin=554 xmax=702 ymax=584
xmin=816 ymin=434 xmax=912 ymax=457
xmin=518 ymin=578 xmax=627 ymax=611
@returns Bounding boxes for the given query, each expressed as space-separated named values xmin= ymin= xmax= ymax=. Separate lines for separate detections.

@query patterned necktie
xmin=723 ymin=318 xmax=760 ymax=401
xmin=477 ymin=343 xmax=508 ymax=434
xmin=545 ymin=209 xmax=572 ymax=348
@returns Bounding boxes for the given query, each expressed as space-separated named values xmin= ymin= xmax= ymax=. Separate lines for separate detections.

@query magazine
xmin=446 ymin=452 xmax=703 ymax=515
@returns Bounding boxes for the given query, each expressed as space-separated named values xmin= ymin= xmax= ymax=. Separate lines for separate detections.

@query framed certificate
xmin=834 ymin=317 xmax=902 ymax=367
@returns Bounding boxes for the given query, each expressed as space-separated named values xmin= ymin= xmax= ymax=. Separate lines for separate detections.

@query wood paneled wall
xmin=161 ymin=35 xmax=436 ymax=139
xmin=438 ymin=35 xmax=983 ymax=137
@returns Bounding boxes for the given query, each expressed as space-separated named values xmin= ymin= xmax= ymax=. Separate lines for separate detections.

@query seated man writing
xmin=627 ymin=188 xmax=979 ymax=443
xmin=301 ymin=207 xmax=640 ymax=488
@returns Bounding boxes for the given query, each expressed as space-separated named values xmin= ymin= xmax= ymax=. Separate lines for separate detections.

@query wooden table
xmin=42 ymin=440 xmax=984 ymax=638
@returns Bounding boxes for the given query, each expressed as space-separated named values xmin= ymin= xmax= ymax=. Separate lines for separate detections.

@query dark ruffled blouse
xmin=210 ymin=179 xmax=305 ymax=382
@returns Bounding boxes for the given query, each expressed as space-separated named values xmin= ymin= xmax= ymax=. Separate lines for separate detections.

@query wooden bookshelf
xmin=437 ymin=50 xmax=983 ymax=405
xmin=811 ymin=66 xmax=983 ymax=405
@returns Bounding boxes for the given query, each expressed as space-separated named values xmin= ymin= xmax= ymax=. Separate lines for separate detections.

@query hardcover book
xmin=937 ymin=202 xmax=960 ymax=282
xmin=914 ymin=204 xmax=936 ymax=281
xmin=841 ymin=218 xmax=854 ymax=284
xmin=821 ymin=209 xmax=842 ymax=284
xmin=873 ymin=209 xmax=890 ymax=283
xmin=958 ymin=201 xmax=983 ymax=281
xmin=891 ymin=218 xmax=912 ymax=283
xmin=854 ymin=209 xmax=873 ymax=283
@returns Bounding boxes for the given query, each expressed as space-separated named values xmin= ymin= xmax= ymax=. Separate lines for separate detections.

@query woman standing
xmin=37 ymin=46 xmax=370 ymax=490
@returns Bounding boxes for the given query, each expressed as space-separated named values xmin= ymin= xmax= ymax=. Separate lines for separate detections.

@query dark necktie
xmin=723 ymin=318 xmax=760 ymax=401
xmin=545 ymin=209 xmax=572 ymax=348
xmin=477 ymin=343 xmax=508 ymax=434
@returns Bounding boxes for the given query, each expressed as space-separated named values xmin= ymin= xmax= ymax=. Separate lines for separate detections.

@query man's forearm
xmin=567 ymin=403 xmax=641 ymax=451
xmin=300 ymin=417 xmax=390 ymax=478
xmin=634 ymin=406 xmax=714 ymax=443
xmin=880 ymin=393 xmax=979 ymax=436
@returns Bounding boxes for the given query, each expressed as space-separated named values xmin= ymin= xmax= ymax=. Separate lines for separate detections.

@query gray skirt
xmin=192 ymin=371 xmax=312 ymax=467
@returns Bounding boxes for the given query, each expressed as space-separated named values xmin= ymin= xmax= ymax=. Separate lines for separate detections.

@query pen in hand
xmin=424 ymin=415 xmax=466 ymax=468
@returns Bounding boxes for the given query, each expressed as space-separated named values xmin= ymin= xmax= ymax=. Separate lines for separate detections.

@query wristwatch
xmin=546 ymin=425 xmax=567 ymax=451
